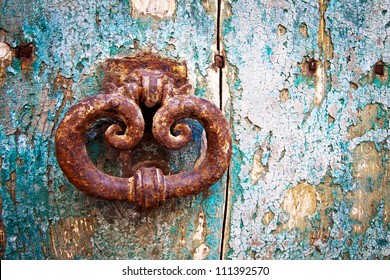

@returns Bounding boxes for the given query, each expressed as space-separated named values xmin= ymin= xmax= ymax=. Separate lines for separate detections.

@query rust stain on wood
xmin=359 ymin=61 xmax=389 ymax=85
xmin=301 ymin=57 xmax=318 ymax=78
xmin=374 ymin=61 xmax=384 ymax=76
xmin=14 ymin=43 xmax=35 ymax=73
xmin=5 ymin=171 xmax=16 ymax=203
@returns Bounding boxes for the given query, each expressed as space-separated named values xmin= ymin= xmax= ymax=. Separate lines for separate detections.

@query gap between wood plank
xmin=216 ymin=0 xmax=231 ymax=261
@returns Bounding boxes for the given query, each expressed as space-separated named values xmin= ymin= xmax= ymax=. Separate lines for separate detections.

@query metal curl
xmin=152 ymin=95 xmax=232 ymax=199
xmin=55 ymin=54 xmax=232 ymax=209
xmin=55 ymin=93 xmax=144 ymax=200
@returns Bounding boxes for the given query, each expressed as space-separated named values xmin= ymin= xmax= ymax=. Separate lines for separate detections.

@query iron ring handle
xmin=55 ymin=91 xmax=232 ymax=209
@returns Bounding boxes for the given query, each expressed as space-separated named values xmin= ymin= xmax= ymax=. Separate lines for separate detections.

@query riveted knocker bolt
xmin=55 ymin=54 xmax=232 ymax=209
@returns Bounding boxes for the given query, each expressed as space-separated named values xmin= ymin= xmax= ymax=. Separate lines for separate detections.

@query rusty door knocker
xmin=55 ymin=54 xmax=232 ymax=209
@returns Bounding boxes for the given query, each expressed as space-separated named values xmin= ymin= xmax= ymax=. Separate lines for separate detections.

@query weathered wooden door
xmin=0 ymin=0 xmax=389 ymax=260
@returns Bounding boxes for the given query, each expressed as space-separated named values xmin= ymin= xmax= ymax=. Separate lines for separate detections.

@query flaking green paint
xmin=223 ymin=0 xmax=389 ymax=259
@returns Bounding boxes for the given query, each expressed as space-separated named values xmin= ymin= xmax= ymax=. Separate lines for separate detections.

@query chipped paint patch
xmin=352 ymin=142 xmax=384 ymax=186
xmin=281 ymin=182 xmax=317 ymax=230
xmin=348 ymin=188 xmax=381 ymax=233
xmin=50 ymin=216 xmax=96 ymax=260
xmin=261 ymin=211 xmax=274 ymax=226
xmin=0 ymin=42 xmax=12 ymax=61
xmin=5 ymin=171 xmax=16 ymax=203
xmin=0 ymin=29 xmax=6 ymax=41
xmin=279 ymin=88 xmax=289 ymax=103
xmin=348 ymin=141 xmax=386 ymax=233
xmin=201 ymin=0 xmax=216 ymax=15
xmin=314 ymin=61 xmax=326 ymax=106
xmin=193 ymin=243 xmax=210 ymax=260
xmin=316 ymin=176 xmax=342 ymax=230
xmin=250 ymin=147 xmax=268 ymax=183
xmin=299 ymin=23 xmax=308 ymax=39
xmin=0 ymin=42 xmax=12 ymax=85
xmin=193 ymin=212 xmax=205 ymax=241
xmin=277 ymin=25 xmax=287 ymax=37
xmin=348 ymin=103 xmax=387 ymax=139
xmin=203 ymin=50 xmax=220 ymax=105
xmin=28 ymin=88 xmax=58 ymax=135
xmin=385 ymin=198 xmax=389 ymax=225
xmin=318 ymin=0 xmax=334 ymax=59
xmin=131 ymin=0 xmax=176 ymax=18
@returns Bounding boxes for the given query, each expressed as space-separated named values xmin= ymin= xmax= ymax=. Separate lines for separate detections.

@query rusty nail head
xmin=16 ymin=44 xmax=33 ymax=59
xmin=308 ymin=59 xmax=317 ymax=73
xmin=215 ymin=55 xmax=225 ymax=68
xmin=374 ymin=62 xmax=384 ymax=76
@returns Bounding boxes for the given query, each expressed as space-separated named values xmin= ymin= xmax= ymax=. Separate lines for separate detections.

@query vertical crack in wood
xmin=217 ymin=0 xmax=230 ymax=261
xmin=217 ymin=0 xmax=223 ymax=111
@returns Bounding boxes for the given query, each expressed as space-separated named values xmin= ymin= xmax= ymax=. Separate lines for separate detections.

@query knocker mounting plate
xmin=55 ymin=54 xmax=232 ymax=209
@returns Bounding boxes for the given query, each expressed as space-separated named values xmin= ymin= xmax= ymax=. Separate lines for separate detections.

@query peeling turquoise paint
xmin=223 ymin=0 xmax=389 ymax=259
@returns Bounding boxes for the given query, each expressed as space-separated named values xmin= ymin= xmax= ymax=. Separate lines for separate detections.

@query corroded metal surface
xmin=55 ymin=55 xmax=232 ymax=209
xmin=55 ymin=93 xmax=144 ymax=200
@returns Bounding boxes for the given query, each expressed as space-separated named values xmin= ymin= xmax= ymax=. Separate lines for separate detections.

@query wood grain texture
xmin=0 ymin=0 xmax=224 ymax=259
xmin=222 ymin=0 xmax=389 ymax=259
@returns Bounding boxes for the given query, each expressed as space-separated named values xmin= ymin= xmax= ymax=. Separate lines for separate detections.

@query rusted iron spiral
xmin=55 ymin=93 xmax=144 ymax=200
xmin=55 ymin=55 xmax=232 ymax=209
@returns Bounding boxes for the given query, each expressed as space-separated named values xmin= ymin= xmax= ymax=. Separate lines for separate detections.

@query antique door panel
xmin=1 ymin=0 xmax=389 ymax=261
xmin=222 ymin=0 xmax=389 ymax=259
xmin=0 ymin=0 xmax=226 ymax=259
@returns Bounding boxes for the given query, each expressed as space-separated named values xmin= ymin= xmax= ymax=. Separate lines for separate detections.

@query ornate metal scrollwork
xmin=55 ymin=54 xmax=232 ymax=209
